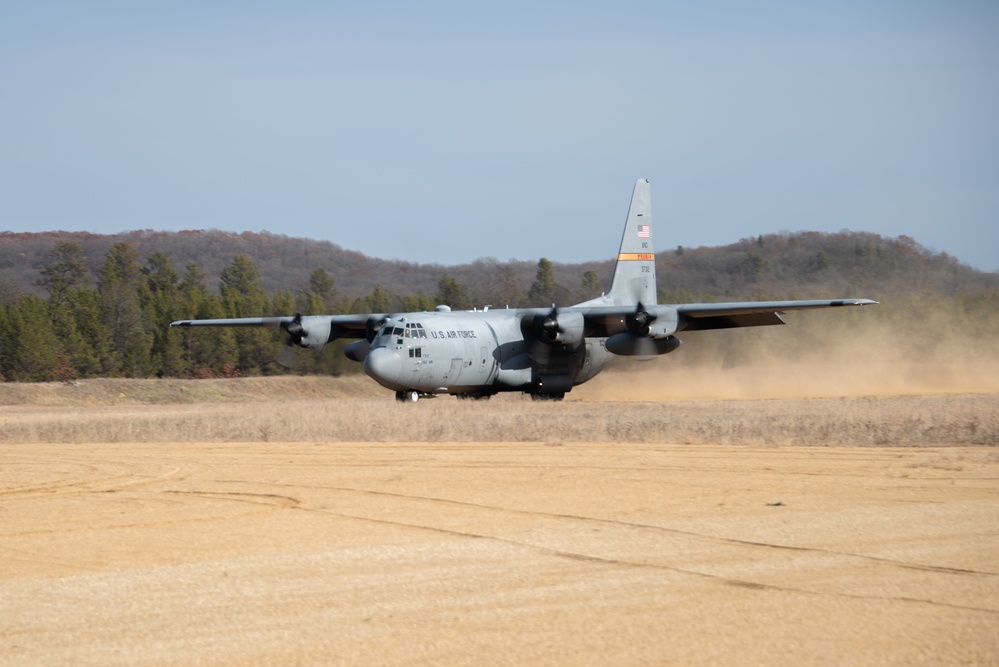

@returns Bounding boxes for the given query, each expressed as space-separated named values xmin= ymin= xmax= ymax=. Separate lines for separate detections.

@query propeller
xmin=277 ymin=343 xmax=296 ymax=370
xmin=541 ymin=308 xmax=561 ymax=343
xmin=631 ymin=334 xmax=660 ymax=359
xmin=625 ymin=303 xmax=654 ymax=357
xmin=282 ymin=313 xmax=306 ymax=345
xmin=365 ymin=315 xmax=389 ymax=343
xmin=276 ymin=313 xmax=306 ymax=370
xmin=606 ymin=303 xmax=681 ymax=358
xmin=627 ymin=303 xmax=654 ymax=337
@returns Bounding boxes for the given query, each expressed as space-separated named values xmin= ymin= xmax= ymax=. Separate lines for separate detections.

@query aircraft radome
xmin=171 ymin=180 xmax=878 ymax=402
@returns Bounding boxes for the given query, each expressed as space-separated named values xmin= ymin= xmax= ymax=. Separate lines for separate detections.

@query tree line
xmin=0 ymin=241 xmax=587 ymax=381
xmin=3 ymin=232 xmax=997 ymax=382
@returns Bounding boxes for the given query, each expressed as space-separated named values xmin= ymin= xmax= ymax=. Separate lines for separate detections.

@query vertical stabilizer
xmin=576 ymin=179 xmax=657 ymax=308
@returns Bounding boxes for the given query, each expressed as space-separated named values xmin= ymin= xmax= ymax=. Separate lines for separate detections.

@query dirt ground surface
xmin=2 ymin=431 xmax=997 ymax=665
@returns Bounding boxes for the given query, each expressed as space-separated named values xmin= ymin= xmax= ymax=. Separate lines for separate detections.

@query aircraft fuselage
xmin=362 ymin=310 xmax=614 ymax=400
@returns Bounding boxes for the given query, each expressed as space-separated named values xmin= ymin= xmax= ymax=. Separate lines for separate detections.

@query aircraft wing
xmin=675 ymin=299 xmax=878 ymax=331
xmin=170 ymin=314 xmax=381 ymax=347
xmin=171 ymin=316 xmax=298 ymax=328
xmin=171 ymin=314 xmax=373 ymax=334
xmin=573 ymin=298 xmax=877 ymax=337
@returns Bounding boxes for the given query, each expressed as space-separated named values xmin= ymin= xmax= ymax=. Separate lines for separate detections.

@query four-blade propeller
xmin=277 ymin=313 xmax=306 ymax=369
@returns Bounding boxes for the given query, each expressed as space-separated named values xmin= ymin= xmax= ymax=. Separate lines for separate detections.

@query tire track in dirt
xmin=0 ymin=455 xmax=183 ymax=501
xmin=275 ymin=483 xmax=999 ymax=578
xmin=1 ymin=490 xmax=301 ymax=539
xmin=0 ymin=488 xmax=303 ymax=574
xmin=206 ymin=478 xmax=997 ymax=616
xmin=291 ymin=501 xmax=999 ymax=616
xmin=161 ymin=490 xmax=301 ymax=509
xmin=0 ymin=459 xmax=105 ymax=498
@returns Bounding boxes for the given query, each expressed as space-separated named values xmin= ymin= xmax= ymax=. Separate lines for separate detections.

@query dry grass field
xmin=1 ymin=362 xmax=997 ymax=665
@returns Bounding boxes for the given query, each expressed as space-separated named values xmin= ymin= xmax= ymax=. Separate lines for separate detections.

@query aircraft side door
xmin=444 ymin=357 xmax=463 ymax=386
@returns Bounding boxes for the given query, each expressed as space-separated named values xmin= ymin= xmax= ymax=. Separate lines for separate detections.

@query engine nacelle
xmin=286 ymin=315 xmax=333 ymax=350
xmin=343 ymin=339 xmax=371 ymax=362
xmin=531 ymin=310 xmax=585 ymax=347
xmin=605 ymin=333 xmax=682 ymax=357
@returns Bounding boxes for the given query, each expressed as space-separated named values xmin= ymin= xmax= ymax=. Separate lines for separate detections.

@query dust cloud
xmin=578 ymin=311 xmax=999 ymax=401
xmin=581 ymin=359 xmax=999 ymax=402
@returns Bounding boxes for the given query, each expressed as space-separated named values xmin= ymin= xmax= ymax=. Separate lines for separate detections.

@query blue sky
xmin=2 ymin=2 xmax=997 ymax=272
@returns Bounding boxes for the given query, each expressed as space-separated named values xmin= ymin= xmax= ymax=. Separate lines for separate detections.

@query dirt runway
xmin=1 ymin=437 xmax=996 ymax=665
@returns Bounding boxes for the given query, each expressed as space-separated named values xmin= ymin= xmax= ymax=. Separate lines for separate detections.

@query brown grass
xmin=1 ymin=372 xmax=996 ymax=446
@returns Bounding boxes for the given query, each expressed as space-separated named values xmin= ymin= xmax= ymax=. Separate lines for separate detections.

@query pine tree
xmin=399 ymin=291 xmax=435 ymax=313
xmin=528 ymin=257 xmax=557 ymax=305
xmin=177 ymin=262 xmax=239 ymax=376
xmin=141 ymin=251 xmax=185 ymax=377
xmin=308 ymin=268 xmax=338 ymax=313
xmin=47 ymin=298 xmax=88 ymax=380
xmin=67 ymin=288 xmax=109 ymax=377
xmin=219 ymin=254 xmax=271 ymax=374
xmin=366 ymin=284 xmax=392 ymax=313
xmin=6 ymin=296 xmax=60 ymax=381
xmin=0 ymin=302 xmax=12 ymax=381
xmin=35 ymin=239 xmax=99 ymax=380
xmin=434 ymin=273 xmax=470 ymax=310
xmin=97 ymin=242 xmax=152 ymax=377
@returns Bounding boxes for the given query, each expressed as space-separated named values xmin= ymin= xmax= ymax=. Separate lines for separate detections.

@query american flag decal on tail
xmin=637 ymin=224 xmax=650 ymax=238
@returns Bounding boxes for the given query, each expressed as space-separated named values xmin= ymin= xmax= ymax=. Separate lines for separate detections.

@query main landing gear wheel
xmin=396 ymin=389 xmax=420 ymax=403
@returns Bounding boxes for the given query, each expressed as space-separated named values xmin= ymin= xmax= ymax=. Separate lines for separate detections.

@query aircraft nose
xmin=364 ymin=346 xmax=403 ymax=388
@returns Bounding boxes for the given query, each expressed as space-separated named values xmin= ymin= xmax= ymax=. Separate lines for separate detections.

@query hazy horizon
xmin=2 ymin=2 xmax=996 ymax=272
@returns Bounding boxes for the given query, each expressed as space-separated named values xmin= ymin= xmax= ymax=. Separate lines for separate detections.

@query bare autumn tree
xmin=36 ymin=240 xmax=89 ymax=308
xmin=580 ymin=270 xmax=602 ymax=301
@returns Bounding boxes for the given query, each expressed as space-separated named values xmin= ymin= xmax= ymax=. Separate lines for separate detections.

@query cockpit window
xmin=379 ymin=322 xmax=427 ymax=340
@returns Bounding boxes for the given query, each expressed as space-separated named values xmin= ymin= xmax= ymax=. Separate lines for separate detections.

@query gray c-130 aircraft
xmin=171 ymin=180 xmax=877 ymax=402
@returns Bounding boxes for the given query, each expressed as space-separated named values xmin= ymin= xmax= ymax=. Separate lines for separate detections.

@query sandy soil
xmin=1 ymin=435 xmax=997 ymax=666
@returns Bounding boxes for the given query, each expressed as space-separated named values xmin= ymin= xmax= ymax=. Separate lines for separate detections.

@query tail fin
xmin=577 ymin=179 xmax=657 ymax=307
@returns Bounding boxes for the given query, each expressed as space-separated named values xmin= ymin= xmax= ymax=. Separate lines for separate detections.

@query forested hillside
xmin=0 ymin=229 xmax=996 ymax=382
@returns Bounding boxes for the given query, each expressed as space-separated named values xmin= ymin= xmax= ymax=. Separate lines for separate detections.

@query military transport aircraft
xmin=171 ymin=180 xmax=877 ymax=402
